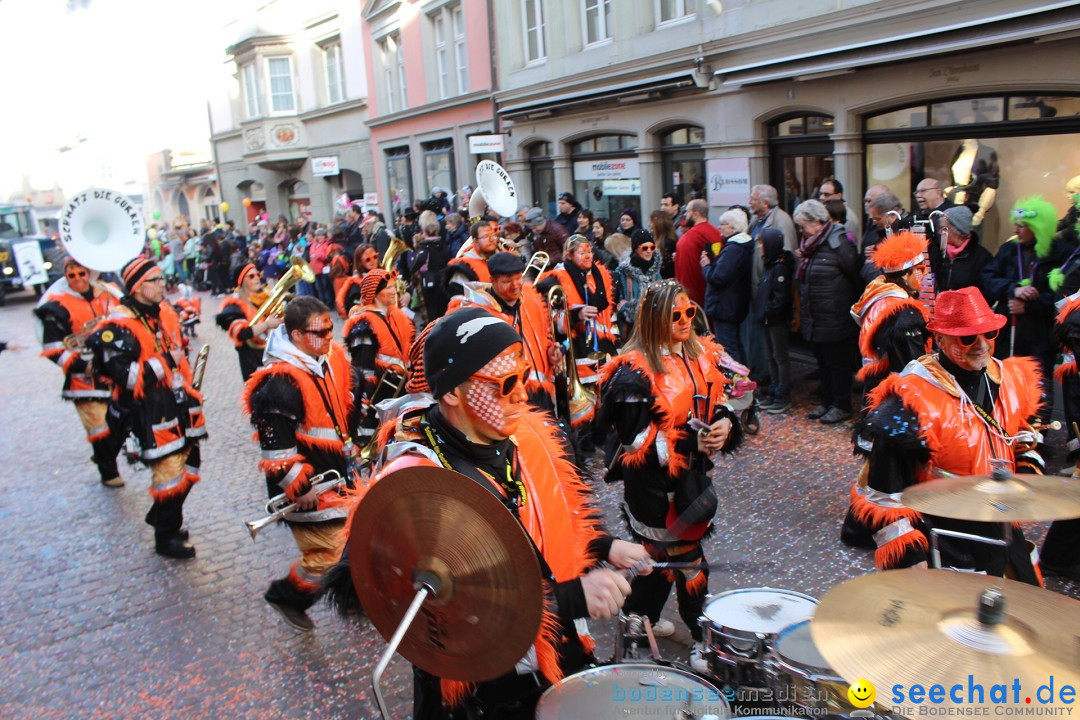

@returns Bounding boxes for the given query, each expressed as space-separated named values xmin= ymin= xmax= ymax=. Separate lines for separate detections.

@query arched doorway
xmin=238 ymin=180 xmax=267 ymax=224
xmin=285 ymin=180 xmax=311 ymax=222
xmin=768 ymin=113 xmax=835 ymax=214
xmin=203 ymin=186 xmax=219 ymax=222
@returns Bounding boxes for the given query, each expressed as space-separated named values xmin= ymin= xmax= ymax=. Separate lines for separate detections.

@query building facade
xmin=362 ymin=0 xmax=498 ymax=222
xmin=493 ymin=0 xmax=1080 ymax=250
xmin=209 ymin=0 xmax=373 ymax=228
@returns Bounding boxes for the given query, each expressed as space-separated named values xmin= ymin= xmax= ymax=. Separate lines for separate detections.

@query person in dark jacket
xmin=699 ymin=209 xmax=754 ymax=363
xmin=410 ymin=220 xmax=450 ymax=322
xmin=753 ymin=228 xmax=795 ymax=413
xmin=930 ymin=206 xmax=992 ymax=296
xmin=981 ymin=196 xmax=1076 ymax=418
xmin=526 ymin=208 xmax=570 ymax=265
xmin=794 ymin=199 xmax=863 ymax=424
xmin=555 ymin=192 xmax=582 ymax=236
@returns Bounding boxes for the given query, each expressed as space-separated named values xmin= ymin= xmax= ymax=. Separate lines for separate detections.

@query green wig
xmin=1011 ymin=196 xmax=1058 ymax=258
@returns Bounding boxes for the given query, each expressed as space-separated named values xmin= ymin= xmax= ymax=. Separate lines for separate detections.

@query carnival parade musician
xmin=851 ymin=287 xmax=1043 ymax=584
xmin=448 ymin=252 xmax=561 ymax=410
xmin=842 ymin=231 xmax=932 ymax=549
xmin=214 ymin=262 xmax=283 ymax=381
xmin=244 ymin=296 xmax=359 ymax=631
xmin=335 ymin=243 xmax=379 ymax=318
xmin=537 ymin=234 xmax=620 ymax=424
xmin=35 ymin=257 xmax=123 ymax=487
xmin=343 ymin=268 xmax=415 ymax=449
xmin=444 ymin=220 xmax=498 ymax=298
xmin=600 ymin=279 xmax=741 ymax=672
xmin=326 ymin=307 xmax=651 ymax=719
xmin=85 ymin=258 xmax=207 ymax=559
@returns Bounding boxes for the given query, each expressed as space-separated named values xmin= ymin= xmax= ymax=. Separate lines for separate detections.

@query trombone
xmin=358 ymin=363 xmax=407 ymax=465
xmin=546 ymin=285 xmax=597 ymax=425
xmin=191 ymin=344 xmax=210 ymax=390
xmin=523 ymin=251 xmax=549 ymax=283
xmin=244 ymin=469 xmax=345 ymax=540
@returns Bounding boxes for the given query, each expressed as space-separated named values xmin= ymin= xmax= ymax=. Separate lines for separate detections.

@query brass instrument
xmin=382 ymin=236 xmax=411 ymax=299
xmin=546 ymin=285 xmax=597 ymax=425
xmin=358 ymin=363 xmax=408 ymax=465
xmin=63 ymin=315 xmax=107 ymax=351
xmin=250 ymin=256 xmax=315 ymax=326
xmin=523 ymin=251 xmax=549 ymax=282
xmin=191 ymin=344 xmax=210 ymax=390
xmin=244 ymin=469 xmax=345 ymax=540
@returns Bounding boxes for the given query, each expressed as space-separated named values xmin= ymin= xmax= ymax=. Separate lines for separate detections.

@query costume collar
xmin=850 ymin=275 xmax=911 ymax=326
xmin=263 ymin=325 xmax=329 ymax=377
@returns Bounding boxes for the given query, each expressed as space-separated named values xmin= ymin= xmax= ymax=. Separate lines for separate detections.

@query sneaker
xmin=807 ymin=404 xmax=830 ymax=420
xmin=154 ymin=534 xmax=196 ymax=560
xmin=689 ymin=642 xmax=709 ymax=673
xmin=820 ymin=407 xmax=852 ymax=424
xmin=766 ymin=395 xmax=792 ymax=414
xmin=266 ymin=598 xmax=315 ymax=632
xmin=101 ymin=475 xmax=125 ymax=488
xmin=651 ymin=619 xmax=675 ymax=637
xmin=757 ymin=384 xmax=775 ymax=406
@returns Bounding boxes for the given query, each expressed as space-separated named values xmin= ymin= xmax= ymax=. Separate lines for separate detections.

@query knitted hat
xmin=234 ymin=262 xmax=257 ymax=288
xmin=121 ymin=257 xmax=159 ymax=294
xmin=424 ymin=307 xmax=521 ymax=398
xmin=926 ymin=287 xmax=1007 ymax=336
xmin=630 ymin=228 xmax=654 ymax=251
xmin=360 ymin=269 xmax=392 ymax=306
xmin=873 ymin=231 xmax=926 ymax=274
xmin=943 ymin=206 xmax=973 ymax=237
xmin=404 ymin=321 xmax=437 ymax=394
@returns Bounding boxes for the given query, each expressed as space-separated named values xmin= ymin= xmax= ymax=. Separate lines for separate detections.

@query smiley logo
xmin=848 ymin=678 xmax=876 ymax=708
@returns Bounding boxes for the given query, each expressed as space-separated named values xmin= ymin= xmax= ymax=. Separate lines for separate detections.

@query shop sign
xmin=574 ymin=158 xmax=640 ymax=181
xmin=602 ymin=179 xmax=641 ymax=195
xmin=707 ymin=157 xmax=751 ymax=206
xmin=468 ymin=135 xmax=506 ymax=153
xmin=363 ymin=193 xmax=379 ymax=207
xmin=312 ymin=156 xmax=340 ymax=177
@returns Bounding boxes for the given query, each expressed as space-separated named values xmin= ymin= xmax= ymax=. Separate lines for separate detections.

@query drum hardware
xmin=250 ymin=256 xmax=315 ymax=326
xmin=813 ymin=568 xmax=1080 ymax=708
xmin=614 ymin=613 xmax=662 ymax=663
xmin=899 ymin=465 xmax=1080 ymax=523
xmin=243 ymin=469 xmax=345 ymax=540
xmin=346 ymin=466 xmax=542 ymax=719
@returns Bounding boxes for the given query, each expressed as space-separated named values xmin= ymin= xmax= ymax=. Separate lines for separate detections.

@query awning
xmin=499 ymin=70 xmax=699 ymax=119
xmin=714 ymin=2 xmax=1080 ymax=87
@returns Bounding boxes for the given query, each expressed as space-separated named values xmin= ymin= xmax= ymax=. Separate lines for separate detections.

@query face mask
xmin=463 ymin=350 xmax=523 ymax=438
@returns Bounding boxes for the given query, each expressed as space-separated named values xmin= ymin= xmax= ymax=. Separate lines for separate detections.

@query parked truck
xmin=0 ymin=201 xmax=62 ymax=304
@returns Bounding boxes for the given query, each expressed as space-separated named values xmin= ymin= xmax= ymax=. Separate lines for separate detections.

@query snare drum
xmin=536 ymin=663 xmax=729 ymax=719
xmin=767 ymin=619 xmax=851 ymax=714
xmin=701 ymin=588 xmax=818 ymax=688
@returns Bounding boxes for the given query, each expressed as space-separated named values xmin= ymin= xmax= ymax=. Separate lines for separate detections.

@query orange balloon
xmin=242 ymin=197 xmax=253 ymax=208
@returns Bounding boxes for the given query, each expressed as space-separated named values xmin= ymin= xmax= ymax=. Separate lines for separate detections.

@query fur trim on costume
xmin=872 ymin=231 xmax=926 ymax=273
xmin=1054 ymin=361 xmax=1077 ymax=384
xmin=87 ymin=427 xmax=111 ymax=443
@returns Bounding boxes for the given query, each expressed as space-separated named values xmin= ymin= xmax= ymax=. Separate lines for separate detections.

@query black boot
xmin=155 ymin=531 xmax=196 ymax=559
xmin=265 ymin=579 xmax=316 ymax=631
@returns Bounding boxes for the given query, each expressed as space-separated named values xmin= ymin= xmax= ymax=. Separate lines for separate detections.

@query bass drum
xmin=535 ymin=663 xmax=730 ymax=719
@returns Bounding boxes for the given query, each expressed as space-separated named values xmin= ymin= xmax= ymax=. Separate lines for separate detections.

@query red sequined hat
xmin=925 ymin=286 xmax=1007 ymax=336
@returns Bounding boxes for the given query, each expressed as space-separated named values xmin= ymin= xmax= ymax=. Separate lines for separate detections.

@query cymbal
xmin=812 ymin=569 xmax=1080 ymax=703
xmin=900 ymin=473 xmax=1080 ymax=522
xmin=348 ymin=465 xmax=543 ymax=683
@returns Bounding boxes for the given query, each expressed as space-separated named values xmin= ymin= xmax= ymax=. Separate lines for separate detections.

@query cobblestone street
xmin=1 ymin=287 xmax=1077 ymax=720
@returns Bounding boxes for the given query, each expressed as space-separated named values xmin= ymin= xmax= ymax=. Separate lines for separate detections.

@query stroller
xmin=691 ymin=303 xmax=762 ymax=435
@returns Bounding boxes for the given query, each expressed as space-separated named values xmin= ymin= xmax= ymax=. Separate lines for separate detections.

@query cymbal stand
xmin=928 ymin=528 xmax=1008 ymax=572
xmin=372 ymin=571 xmax=441 ymax=720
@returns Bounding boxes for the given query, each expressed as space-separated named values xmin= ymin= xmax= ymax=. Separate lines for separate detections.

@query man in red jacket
xmin=674 ymin=199 xmax=719 ymax=308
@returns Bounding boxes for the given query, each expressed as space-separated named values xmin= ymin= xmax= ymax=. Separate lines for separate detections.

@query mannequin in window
xmin=945 ymin=139 xmax=1000 ymax=228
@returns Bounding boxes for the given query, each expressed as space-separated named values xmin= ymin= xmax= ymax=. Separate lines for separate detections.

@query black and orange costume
xmin=444 ymin=242 xmax=492 ymax=299
xmin=537 ymin=260 xmax=619 ymax=411
xmin=343 ymin=270 xmax=415 ymax=447
xmin=244 ymin=326 xmax=359 ymax=621
xmin=336 ymin=274 xmax=365 ymax=319
xmin=85 ymin=259 xmax=207 ymax=557
xmin=851 ymin=292 xmax=1043 ymax=584
xmin=600 ymin=336 xmax=741 ymax=642
xmin=215 ymin=264 xmax=269 ymax=381
xmin=1040 ymin=290 xmax=1080 ymax=577
xmin=35 ymin=272 xmax=121 ymax=485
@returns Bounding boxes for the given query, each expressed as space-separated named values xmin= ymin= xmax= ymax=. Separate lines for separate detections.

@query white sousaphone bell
xmin=59 ymin=187 xmax=145 ymax=272
xmin=468 ymin=160 xmax=518 ymax=223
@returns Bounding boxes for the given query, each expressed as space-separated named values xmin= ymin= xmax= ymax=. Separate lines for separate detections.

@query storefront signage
xmin=602 ymin=179 xmax=641 ymax=196
xmin=311 ymin=156 xmax=340 ymax=177
xmin=707 ymin=157 xmax=751 ymax=207
xmin=468 ymin=135 xmax=506 ymax=154
xmin=574 ymin=158 xmax=640 ymax=181
xmin=363 ymin=193 xmax=379 ymax=207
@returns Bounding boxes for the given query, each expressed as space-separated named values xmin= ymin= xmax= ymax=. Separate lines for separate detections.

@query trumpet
xmin=63 ymin=315 xmax=107 ymax=351
xmin=191 ymin=344 xmax=210 ymax=391
xmin=244 ymin=469 xmax=346 ymax=540
xmin=547 ymin=285 xmax=597 ymax=425
xmin=250 ymin=256 xmax=315 ymax=326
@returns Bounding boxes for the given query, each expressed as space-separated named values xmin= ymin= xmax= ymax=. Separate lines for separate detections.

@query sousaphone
xmin=468 ymin=160 xmax=518 ymax=223
xmin=59 ymin=188 xmax=144 ymax=272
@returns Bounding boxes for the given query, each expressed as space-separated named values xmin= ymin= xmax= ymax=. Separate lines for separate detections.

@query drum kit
xmin=349 ymin=467 xmax=1080 ymax=719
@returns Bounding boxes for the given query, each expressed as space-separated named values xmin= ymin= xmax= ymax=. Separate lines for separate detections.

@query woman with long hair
xmin=600 ymin=280 xmax=742 ymax=672
xmin=335 ymin=243 xmax=379 ymax=318
xmin=649 ymin=210 xmax=677 ymax=279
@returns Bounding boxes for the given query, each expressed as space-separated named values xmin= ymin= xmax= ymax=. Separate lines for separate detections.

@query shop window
xmin=659 ymin=125 xmax=706 ymax=201
xmin=866 ymin=107 xmax=928 ymax=131
xmin=527 ymin=142 xmax=555 ymax=215
xmin=768 ymin=114 xmax=835 ymax=213
xmin=423 ymin=140 xmax=456 ymax=200
xmin=1008 ymin=96 xmax=1080 ymax=120
xmin=770 ymin=114 xmax=833 ymax=137
xmin=571 ymin=134 xmax=641 ymax=221
xmin=386 ymin=147 xmax=413 ymax=218
xmin=931 ymin=98 xmax=1004 ymax=126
